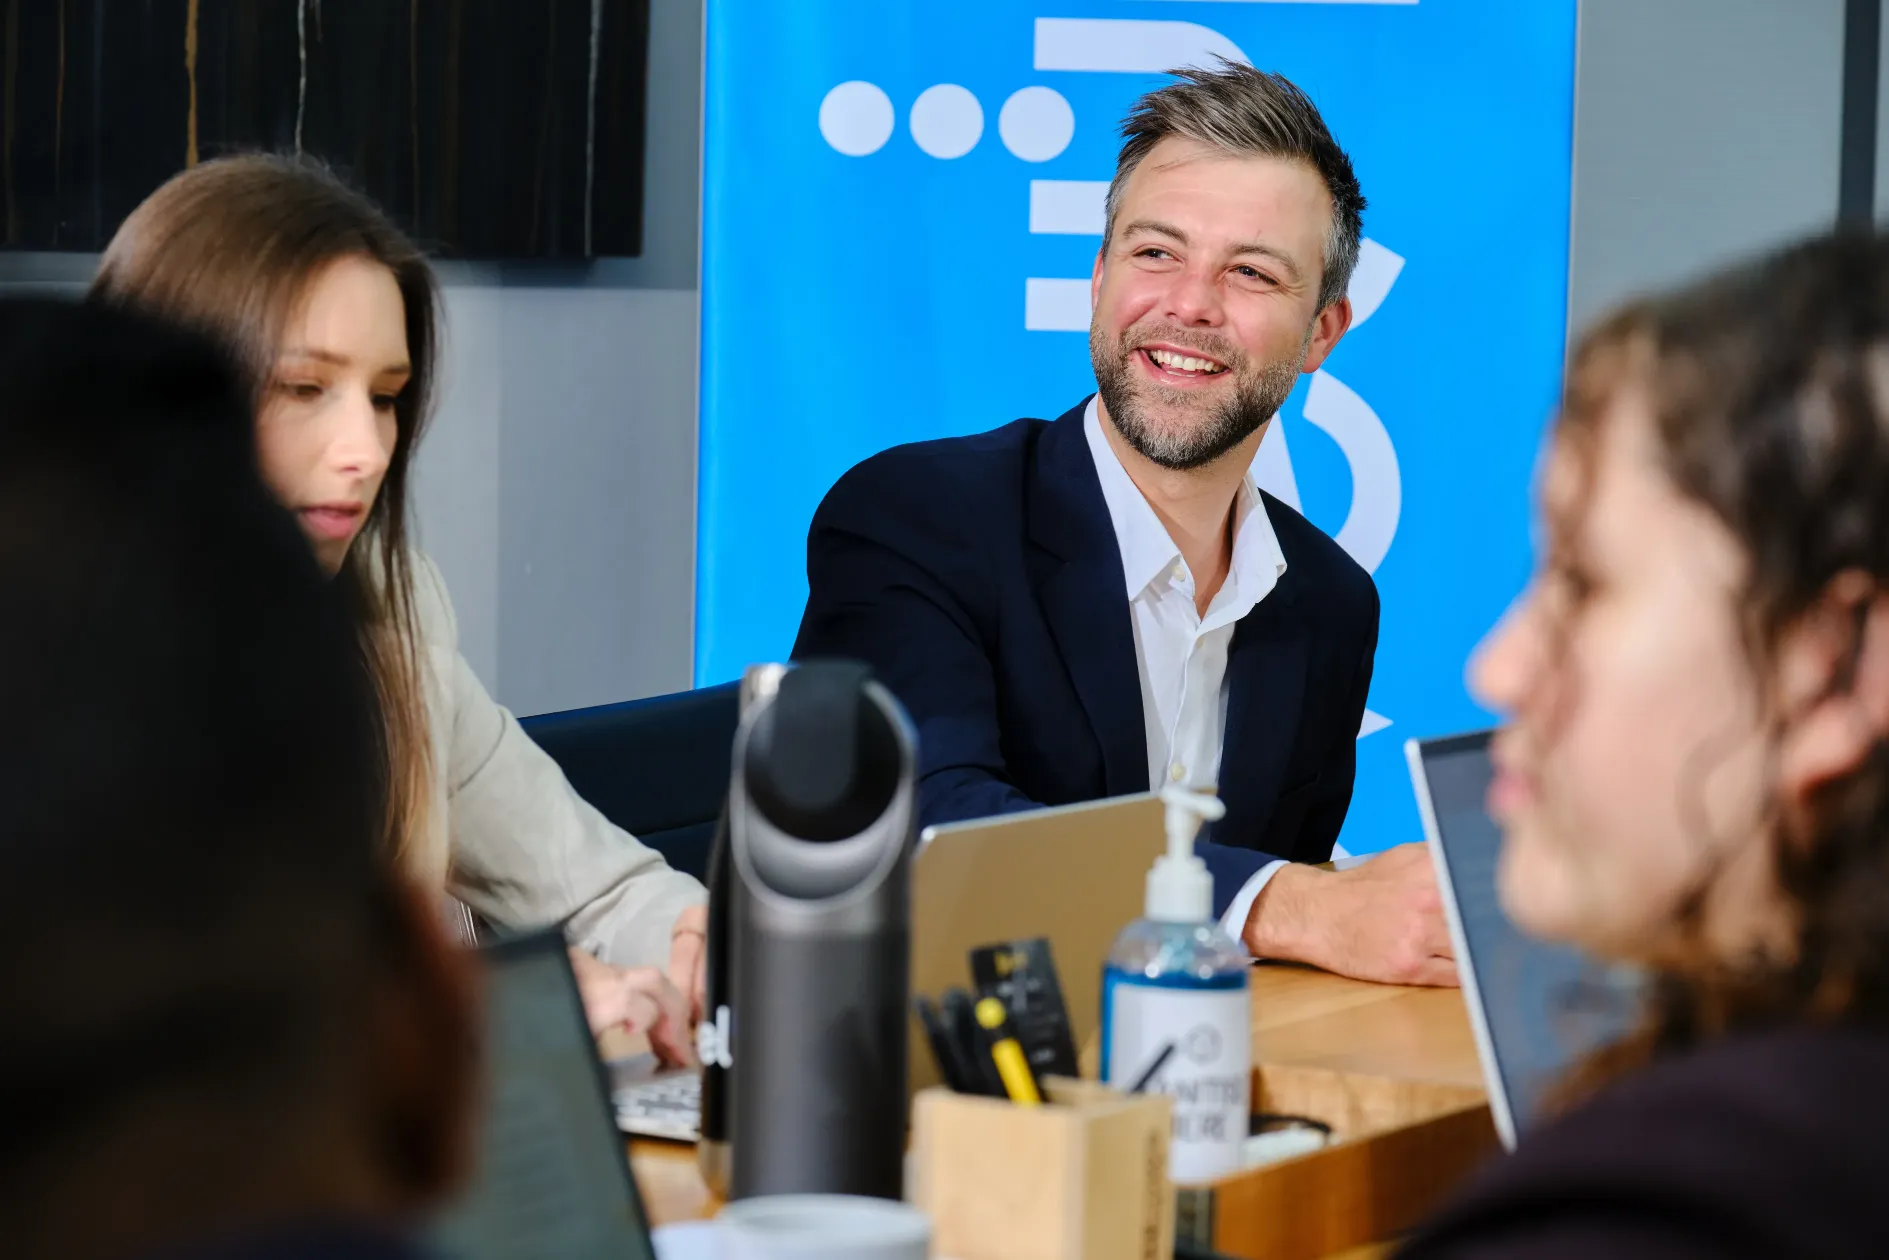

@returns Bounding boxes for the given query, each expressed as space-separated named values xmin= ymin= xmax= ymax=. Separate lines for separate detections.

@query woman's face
xmin=1470 ymin=390 xmax=1786 ymax=965
xmin=256 ymin=254 xmax=409 ymax=575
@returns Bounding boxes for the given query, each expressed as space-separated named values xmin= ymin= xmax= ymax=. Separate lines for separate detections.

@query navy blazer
xmin=792 ymin=398 xmax=1379 ymax=916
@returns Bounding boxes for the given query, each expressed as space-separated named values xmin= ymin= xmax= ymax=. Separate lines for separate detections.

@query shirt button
xmin=1169 ymin=763 xmax=1187 ymax=783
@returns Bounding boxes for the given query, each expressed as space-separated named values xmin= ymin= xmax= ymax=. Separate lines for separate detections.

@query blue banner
xmin=699 ymin=0 xmax=1576 ymax=854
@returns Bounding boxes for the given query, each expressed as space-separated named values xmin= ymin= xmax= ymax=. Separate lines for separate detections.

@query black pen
xmin=941 ymin=988 xmax=1004 ymax=1096
xmin=1126 ymin=1041 xmax=1177 ymax=1095
xmin=915 ymin=995 xmax=974 ymax=1093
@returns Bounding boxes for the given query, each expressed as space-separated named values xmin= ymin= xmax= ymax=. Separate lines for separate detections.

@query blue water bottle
xmin=1100 ymin=787 xmax=1251 ymax=1185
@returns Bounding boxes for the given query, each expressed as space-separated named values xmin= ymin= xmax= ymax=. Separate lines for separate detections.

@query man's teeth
xmin=1146 ymin=348 xmax=1225 ymax=374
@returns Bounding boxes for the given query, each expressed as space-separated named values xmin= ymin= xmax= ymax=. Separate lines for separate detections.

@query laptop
xmin=1407 ymin=730 xmax=1642 ymax=1149
xmin=614 ymin=792 xmax=1168 ymax=1138
xmin=433 ymin=929 xmax=659 ymax=1259
xmin=908 ymin=792 xmax=1166 ymax=1093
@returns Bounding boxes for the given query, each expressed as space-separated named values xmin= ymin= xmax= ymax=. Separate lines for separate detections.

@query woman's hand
xmin=667 ymin=903 xmax=708 ymax=1022
xmin=567 ymin=947 xmax=696 ymax=1067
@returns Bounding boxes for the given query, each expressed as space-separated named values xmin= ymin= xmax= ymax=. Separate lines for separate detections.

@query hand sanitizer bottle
xmin=1100 ymin=787 xmax=1251 ymax=1185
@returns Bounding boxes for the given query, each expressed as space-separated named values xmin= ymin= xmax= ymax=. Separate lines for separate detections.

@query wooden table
xmin=1249 ymin=962 xmax=1483 ymax=1092
xmin=1220 ymin=965 xmax=1494 ymax=1258
xmin=628 ymin=962 xmax=1488 ymax=1240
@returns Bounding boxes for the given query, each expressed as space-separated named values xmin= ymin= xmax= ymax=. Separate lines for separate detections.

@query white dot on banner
xmin=909 ymin=84 xmax=984 ymax=159
xmin=999 ymin=86 xmax=1074 ymax=162
xmin=819 ymin=81 xmax=894 ymax=157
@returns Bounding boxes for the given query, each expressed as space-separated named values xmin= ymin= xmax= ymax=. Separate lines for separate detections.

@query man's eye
xmin=1546 ymin=562 xmax=1596 ymax=606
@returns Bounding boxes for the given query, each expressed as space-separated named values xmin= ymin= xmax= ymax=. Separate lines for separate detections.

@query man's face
xmin=1089 ymin=136 xmax=1350 ymax=469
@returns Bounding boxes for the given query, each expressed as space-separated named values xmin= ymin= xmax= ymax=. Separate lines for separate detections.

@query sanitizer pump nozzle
xmin=1145 ymin=786 xmax=1226 ymax=923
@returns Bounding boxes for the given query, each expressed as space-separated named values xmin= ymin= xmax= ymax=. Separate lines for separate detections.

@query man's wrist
xmin=1242 ymin=861 xmax=1325 ymax=960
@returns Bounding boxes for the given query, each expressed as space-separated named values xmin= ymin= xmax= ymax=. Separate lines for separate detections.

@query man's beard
xmin=1090 ymin=321 xmax=1307 ymax=471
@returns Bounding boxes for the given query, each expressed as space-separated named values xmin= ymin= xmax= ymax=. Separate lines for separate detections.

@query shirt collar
xmin=1082 ymin=395 xmax=1288 ymax=613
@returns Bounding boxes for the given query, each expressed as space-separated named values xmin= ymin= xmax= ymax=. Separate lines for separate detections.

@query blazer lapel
xmin=1218 ymin=555 xmax=1309 ymax=853
xmin=1026 ymin=400 xmax=1149 ymax=796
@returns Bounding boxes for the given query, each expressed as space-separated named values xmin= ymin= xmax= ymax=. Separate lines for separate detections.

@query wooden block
xmin=1198 ymin=1100 xmax=1498 ymax=1260
xmin=1256 ymin=1063 xmax=1485 ymax=1141
xmin=910 ymin=1078 xmax=1175 ymax=1260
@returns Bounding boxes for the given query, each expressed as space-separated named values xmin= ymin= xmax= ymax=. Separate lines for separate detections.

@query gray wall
xmin=419 ymin=270 xmax=700 ymax=717
xmin=1878 ymin=0 xmax=1889 ymax=218
xmin=1567 ymin=0 xmax=1847 ymax=334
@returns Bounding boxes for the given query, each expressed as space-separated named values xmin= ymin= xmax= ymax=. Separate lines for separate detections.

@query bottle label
xmin=1102 ymin=970 xmax=1250 ymax=1184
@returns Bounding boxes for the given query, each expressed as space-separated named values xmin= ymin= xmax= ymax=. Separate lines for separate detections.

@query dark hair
xmin=91 ymin=153 xmax=441 ymax=879
xmin=1106 ymin=61 xmax=1366 ymax=310
xmin=1556 ymin=231 xmax=1889 ymax=1080
xmin=0 ymin=300 xmax=393 ymax=1176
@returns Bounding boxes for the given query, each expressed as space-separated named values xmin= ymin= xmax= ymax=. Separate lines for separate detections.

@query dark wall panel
xmin=0 ymin=0 xmax=649 ymax=257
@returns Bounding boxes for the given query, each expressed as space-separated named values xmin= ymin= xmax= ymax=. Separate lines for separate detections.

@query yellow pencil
xmin=974 ymin=996 xmax=1042 ymax=1106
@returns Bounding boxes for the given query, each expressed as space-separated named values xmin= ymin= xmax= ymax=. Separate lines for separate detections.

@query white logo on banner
xmin=817 ymin=16 xmax=1402 ymax=739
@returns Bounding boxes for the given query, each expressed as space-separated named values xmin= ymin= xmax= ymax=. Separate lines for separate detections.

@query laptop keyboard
xmin=614 ymin=1071 xmax=701 ymax=1143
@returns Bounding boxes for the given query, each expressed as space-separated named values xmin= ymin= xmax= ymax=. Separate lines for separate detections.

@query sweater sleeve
xmin=416 ymin=554 xmax=706 ymax=968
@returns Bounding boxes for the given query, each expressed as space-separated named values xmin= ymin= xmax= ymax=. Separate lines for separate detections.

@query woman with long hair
xmin=1400 ymin=233 xmax=1889 ymax=1256
xmin=92 ymin=154 xmax=703 ymax=1062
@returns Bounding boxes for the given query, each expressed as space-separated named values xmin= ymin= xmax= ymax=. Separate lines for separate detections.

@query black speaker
xmin=725 ymin=659 xmax=917 ymax=1202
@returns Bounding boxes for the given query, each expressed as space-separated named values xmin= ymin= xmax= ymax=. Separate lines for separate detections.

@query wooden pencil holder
xmin=909 ymin=1077 xmax=1175 ymax=1260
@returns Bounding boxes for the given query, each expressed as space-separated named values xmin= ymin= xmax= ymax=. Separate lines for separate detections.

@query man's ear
xmin=363 ymin=879 xmax=482 ymax=1214
xmin=1776 ymin=573 xmax=1889 ymax=815
xmin=1300 ymin=296 xmax=1354 ymax=375
xmin=1090 ymin=243 xmax=1106 ymax=312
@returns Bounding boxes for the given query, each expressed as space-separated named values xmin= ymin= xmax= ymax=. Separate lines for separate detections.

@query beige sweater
xmin=411 ymin=553 xmax=706 ymax=968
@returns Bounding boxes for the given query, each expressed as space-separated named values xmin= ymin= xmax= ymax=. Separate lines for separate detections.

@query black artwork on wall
xmin=0 ymin=0 xmax=650 ymax=258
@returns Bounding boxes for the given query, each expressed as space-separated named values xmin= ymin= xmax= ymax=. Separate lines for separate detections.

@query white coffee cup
xmin=716 ymin=1194 xmax=930 ymax=1260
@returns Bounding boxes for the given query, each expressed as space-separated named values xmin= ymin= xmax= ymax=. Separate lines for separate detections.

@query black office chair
xmin=520 ymin=681 xmax=740 ymax=883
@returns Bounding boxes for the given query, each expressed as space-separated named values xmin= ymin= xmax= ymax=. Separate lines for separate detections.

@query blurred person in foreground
xmin=91 ymin=154 xmax=702 ymax=1059
xmin=1400 ymin=234 xmax=1889 ymax=1257
xmin=0 ymin=299 xmax=478 ymax=1260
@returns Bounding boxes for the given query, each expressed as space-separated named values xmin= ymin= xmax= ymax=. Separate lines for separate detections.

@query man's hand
xmin=1244 ymin=844 xmax=1457 ymax=986
xmin=567 ymin=948 xmax=698 ymax=1067
xmin=667 ymin=903 xmax=708 ymax=1022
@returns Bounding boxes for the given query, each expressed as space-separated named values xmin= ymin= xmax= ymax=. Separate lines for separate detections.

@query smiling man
xmin=794 ymin=64 xmax=1452 ymax=986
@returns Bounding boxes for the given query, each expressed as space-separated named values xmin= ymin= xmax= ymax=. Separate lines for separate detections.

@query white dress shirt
xmin=1083 ymin=397 xmax=1287 ymax=952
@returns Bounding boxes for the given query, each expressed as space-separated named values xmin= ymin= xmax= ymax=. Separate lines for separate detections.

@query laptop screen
xmin=1409 ymin=732 xmax=1641 ymax=1147
xmin=431 ymin=931 xmax=657 ymax=1260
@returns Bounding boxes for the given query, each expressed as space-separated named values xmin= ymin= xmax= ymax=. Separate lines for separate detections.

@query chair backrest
xmin=520 ymin=682 xmax=740 ymax=882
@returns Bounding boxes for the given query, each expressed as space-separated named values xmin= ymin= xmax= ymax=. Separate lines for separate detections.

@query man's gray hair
xmin=1104 ymin=61 xmax=1366 ymax=312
